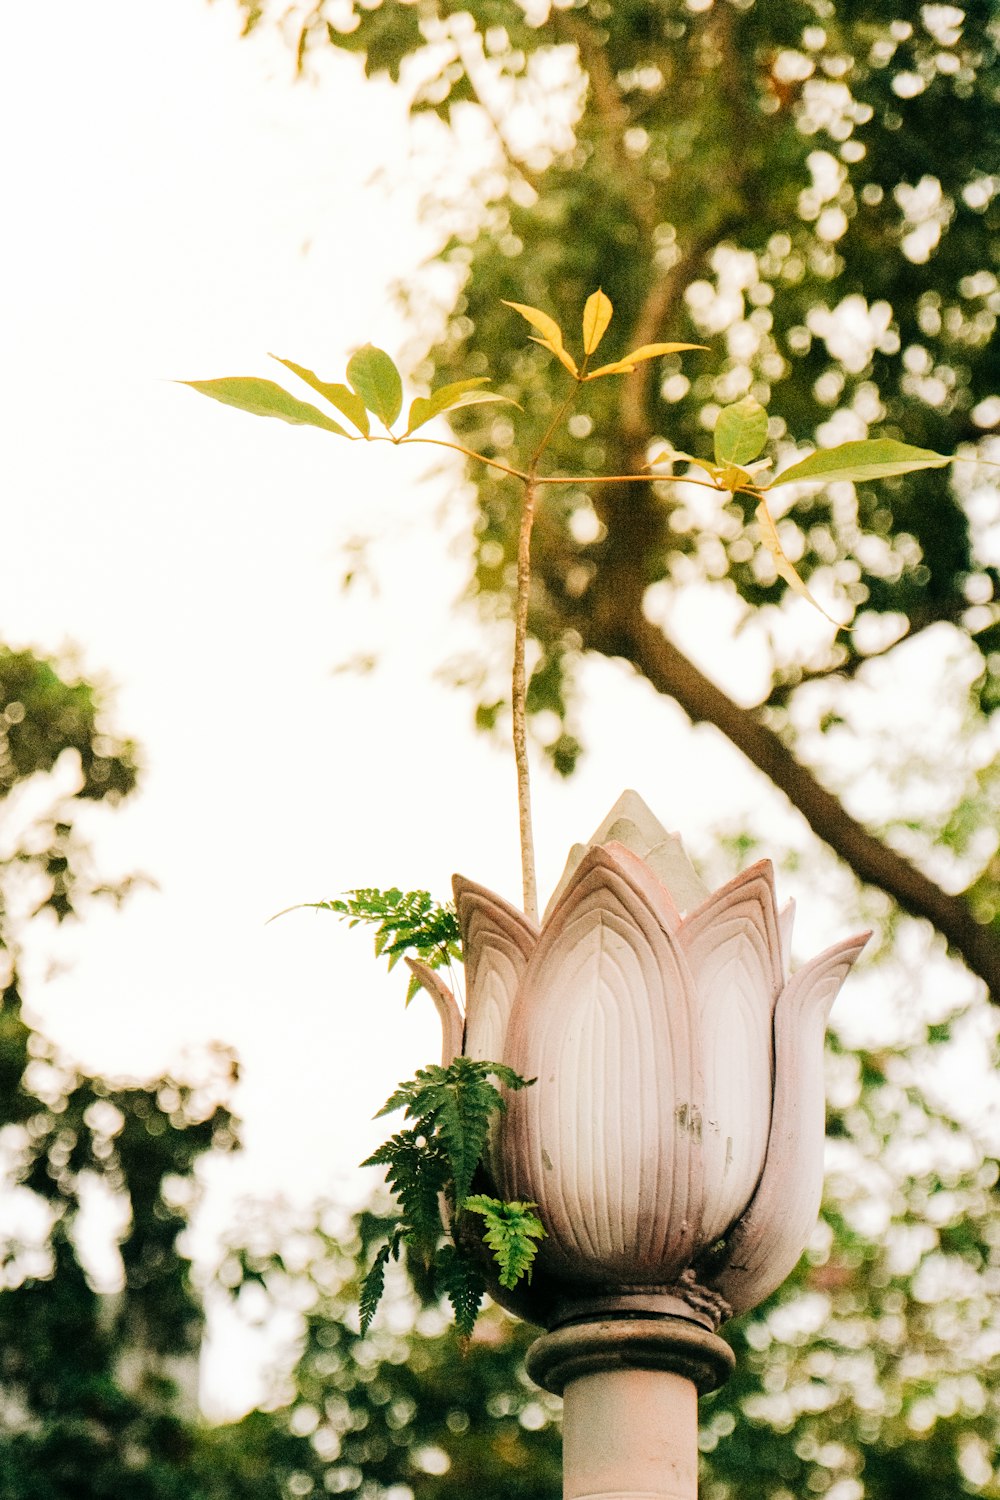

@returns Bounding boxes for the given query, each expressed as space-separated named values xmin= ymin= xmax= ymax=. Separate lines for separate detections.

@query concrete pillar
xmin=527 ymin=1316 xmax=734 ymax=1500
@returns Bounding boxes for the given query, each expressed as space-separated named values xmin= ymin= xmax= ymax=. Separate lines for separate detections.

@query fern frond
xmin=432 ymin=1058 xmax=501 ymax=1204
xmin=360 ymin=1057 xmax=538 ymax=1336
xmin=435 ymin=1243 xmax=487 ymax=1338
xmin=463 ymin=1196 xmax=546 ymax=1289
xmin=373 ymin=1058 xmax=529 ymax=1204
xmin=359 ymin=1240 xmax=393 ymax=1334
xmin=484 ymin=1062 xmax=536 ymax=1094
xmin=373 ymin=1075 xmax=425 ymax=1119
xmin=361 ymin=1128 xmax=448 ymax=1252
xmin=293 ymin=888 xmax=461 ymax=1000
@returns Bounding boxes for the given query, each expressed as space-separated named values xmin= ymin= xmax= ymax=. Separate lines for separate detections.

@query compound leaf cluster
xmin=376 ymin=1057 xmax=528 ymax=1204
xmin=463 ymin=1195 xmax=547 ymax=1290
xmin=360 ymin=1057 xmax=543 ymax=1335
xmin=301 ymin=887 xmax=461 ymax=1000
xmin=433 ymin=1243 xmax=490 ymax=1337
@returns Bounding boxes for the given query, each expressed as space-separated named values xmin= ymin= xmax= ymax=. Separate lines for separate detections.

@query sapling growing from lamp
xmin=183 ymin=289 xmax=963 ymax=1333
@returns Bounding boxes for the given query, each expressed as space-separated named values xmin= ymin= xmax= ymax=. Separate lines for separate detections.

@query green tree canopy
xmin=0 ymin=647 xmax=244 ymax=1496
xmin=233 ymin=0 xmax=1000 ymax=998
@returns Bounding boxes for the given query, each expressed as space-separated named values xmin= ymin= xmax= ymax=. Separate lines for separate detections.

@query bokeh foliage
xmin=0 ymin=649 xmax=239 ymax=1495
xmin=11 ymin=650 xmax=1000 ymax=1499
xmin=233 ymin=0 xmax=1000 ymax=995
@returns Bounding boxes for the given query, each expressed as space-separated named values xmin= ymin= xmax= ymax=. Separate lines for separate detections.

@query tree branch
xmin=618 ymin=224 xmax=736 ymax=447
xmin=552 ymin=12 xmax=657 ymax=238
xmin=760 ymin=600 xmax=993 ymax=711
xmin=532 ymin=11 xmax=1000 ymax=992
xmin=453 ymin=33 xmax=544 ymax=198
xmin=577 ymin=578 xmax=1000 ymax=998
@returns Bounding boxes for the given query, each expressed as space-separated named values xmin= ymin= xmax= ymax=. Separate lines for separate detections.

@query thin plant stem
xmin=393 ymin=435 xmax=740 ymax=496
xmin=509 ymin=378 xmax=588 ymax=918
xmin=529 ymin=382 xmax=582 ymax=471
xmin=378 ymin=434 xmax=530 ymax=482
xmin=513 ymin=476 xmax=539 ymax=922
xmin=533 ymin=471 xmax=738 ymax=492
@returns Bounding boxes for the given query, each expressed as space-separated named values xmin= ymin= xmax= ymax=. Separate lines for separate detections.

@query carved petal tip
xmin=405 ymin=958 xmax=464 ymax=1066
xmin=543 ymin=789 xmax=707 ymax=919
xmin=452 ymin=875 xmax=538 ymax=1067
xmin=709 ymin=928 xmax=870 ymax=1315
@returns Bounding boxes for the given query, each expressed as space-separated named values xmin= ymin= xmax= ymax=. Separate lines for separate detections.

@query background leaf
xmin=586 ymin=342 xmax=704 ymax=378
xmin=582 ymin=288 xmax=613 ymax=355
xmin=714 ymin=398 xmax=769 ymax=467
xmin=347 ymin=345 xmax=404 ymax=429
xmin=179 ymin=377 xmax=350 ymax=435
xmin=405 ymin=379 xmax=518 ymax=435
xmin=766 ymin=440 xmax=952 ymax=490
xmin=269 ymin=357 xmax=370 ymax=435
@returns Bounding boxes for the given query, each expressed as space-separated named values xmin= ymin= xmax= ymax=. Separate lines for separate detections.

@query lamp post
xmin=413 ymin=791 xmax=869 ymax=1498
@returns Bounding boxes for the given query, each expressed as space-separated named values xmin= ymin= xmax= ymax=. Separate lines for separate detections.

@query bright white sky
xmin=2 ymin=0 xmax=990 ymax=1415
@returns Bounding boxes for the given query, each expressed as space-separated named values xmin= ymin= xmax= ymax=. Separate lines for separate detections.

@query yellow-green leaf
xmin=756 ymin=500 xmax=840 ymax=625
xmin=582 ymin=288 xmax=613 ymax=355
xmin=503 ymin=299 xmax=564 ymax=349
xmin=717 ymin=465 xmax=756 ymax=494
xmin=178 ymin=377 xmax=351 ymax=436
xmin=649 ymin=447 xmax=719 ymax=480
xmin=714 ymin=398 xmax=769 ymax=467
xmin=528 ymin=336 xmax=580 ymax=378
xmin=504 ymin=300 xmax=579 ymax=377
xmin=269 ymin=357 xmax=369 ymax=435
xmin=347 ymin=345 xmax=403 ymax=429
xmin=585 ymin=342 xmax=705 ymax=379
xmin=765 ymin=438 xmax=952 ymax=490
xmin=405 ymin=379 xmax=521 ymax=435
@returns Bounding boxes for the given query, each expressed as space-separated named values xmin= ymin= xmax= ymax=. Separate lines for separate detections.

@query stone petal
xmin=596 ymin=841 xmax=682 ymax=933
xmin=501 ymin=844 xmax=706 ymax=1284
xmin=678 ymin=863 xmax=784 ymax=1242
xmin=453 ymin=876 xmax=538 ymax=1067
xmin=778 ymin=898 xmax=795 ymax=979
xmin=542 ymin=789 xmax=708 ymax=920
xmin=643 ymin=839 xmax=711 ymax=915
xmin=405 ymin=959 xmax=464 ymax=1066
xmin=708 ymin=930 xmax=870 ymax=1316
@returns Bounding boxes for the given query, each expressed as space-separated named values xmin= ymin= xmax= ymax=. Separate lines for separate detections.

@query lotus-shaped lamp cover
xmin=410 ymin=792 xmax=869 ymax=1325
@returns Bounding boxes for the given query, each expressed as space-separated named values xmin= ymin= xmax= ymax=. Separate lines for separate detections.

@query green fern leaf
xmin=432 ymin=1058 xmax=501 ymax=1204
xmin=435 ymin=1243 xmax=487 ymax=1337
xmin=360 ymin=1057 xmax=537 ymax=1335
xmin=361 ymin=1128 xmax=448 ymax=1256
xmin=373 ymin=1076 xmax=424 ymax=1119
xmin=374 ymin=1059 xmax=529 ymax=1205
xmin=359 ymin=1241 xmax=393 ymax=1334
xmin=289 ymin=887 xmax=462 ymax=998
xmin=484 ymin=1061 xmax=535 ymax=1093
xmin=359 ymin=1135 xmax=403 ymax=1167
xmin=463 ymin=1196 xmax=546 ymax=1289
